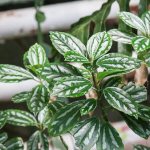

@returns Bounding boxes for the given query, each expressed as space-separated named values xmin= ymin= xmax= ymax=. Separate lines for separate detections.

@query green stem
xmin=60 ymin=136 xmax=68 ymax=150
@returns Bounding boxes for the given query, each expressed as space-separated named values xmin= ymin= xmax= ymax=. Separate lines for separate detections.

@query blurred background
xmin=0 ymin=0 xmax=150 ymax=149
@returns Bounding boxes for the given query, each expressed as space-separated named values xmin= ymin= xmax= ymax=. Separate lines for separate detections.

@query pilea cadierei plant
xmin=0 ymin=13 xmax=150 ymax=150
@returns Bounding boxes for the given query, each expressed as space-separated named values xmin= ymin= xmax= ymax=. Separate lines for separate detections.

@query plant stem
xmin=60 ymin=136 xmax=69 ymax=150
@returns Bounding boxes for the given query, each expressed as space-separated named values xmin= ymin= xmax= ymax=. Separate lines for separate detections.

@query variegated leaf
xmin=87 ymin=31 xmax=112 ymax=61
xmin=48 ymin=101 xmax=83 ymax=136
xmin=80 ymin=99 xmax=97 ymax=116
xmin=24 ymin=43 xmax=47 ymax=67
xmin=119 ymin=12 xmax=147 ymax=34
xmin=97 ymin=53 xmax=141 ymax=71
xmin=27 ymin=131 xmax=48 ymax=150
xmin=50 ymin=31 xmax=86 ymax=56
xmin=12 ymin=91 xmax=31 ymax=103
xmin=138 ymin=105 xmax=150 ymax=121
xmin=4 ymin=137 xmax=24 ymax=150
xmin=0 ymin=65 xmax=35 ymax=83
xmin=122 ymin=113 xmax=150 ymax=139
xmin=144 ymin=53 xmax=150 ymax=67
xmin=0 ymin=144 xmax=6 ymax=150
xmin=134 ymin=145 xmax=150 ymax=150
xmin=132 ymin=36 xmax=150 ymax=52
xmin=108 ymin=29 xmax=133 ymax=44
xmin=142 ymin=11 xmax=150 ymax=36
xmin=103 ymin=87 xmax=138 ymax=116
xmin=5 ymin=109 xmax=37 ymax=127
xmin=51 ymin=76 xmax=92 ymax=97
xmin=0 ymin=132 xmax=8 ymax=143
xmin=123 ymin=82 xmax=147 ymax=103
xmin=36 ymin=63 xmax=79 ymax=81
xmin=27 ymin=85 xmax=49 ymax=115
xmin=0 ymin=112 xmax=7 ymax=129
xmin=96 ymin=122 xmax=124 ymax=150
xmin=64 ymin=50 xmax=89 ymax=63
xmin=71 ymin=118 xmax=100 ymax=150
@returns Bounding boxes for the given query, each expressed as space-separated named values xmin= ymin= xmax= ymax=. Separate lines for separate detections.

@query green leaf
xmin=27 ymin=131 xmax=48 ymax=150
xmin=12 ymin=91 xmax=31 ymax=103
xmin=96 ymin=122 xmax=124 ymax=150
xmin=122 ymin=82 xmax=147 ymax=103
xmin=64 ymin=50 xmax=89 ymax=63
xmin=4 ymin=137 xmax=24 ymax=150
xmin=119 ymin=12 xmax=147 ymax=34
xmin=27 ymin=85 xmax=49 ymax=116
xmin=103 ymin=87 xmax=138 ymax=116
xmin=122 ymin=113 xmax=150 ymax=139
xmin=51 ymin=76 xmax=92 ymax=97
xmin=134 ymin=145 xmax=150 ymax=150
xmin=36 ymin=63 xmax=79 ymax=82
xmin=0 ymin=112 xmax=7 ymax=129
xmin=131 ymin=36 xmax=150 ymax=52
xmin=0 ymin=64 xmax=35 ymax=83
xmin=144 ymin=52 xmax=150 ymax=66
xmin=71 ymin=118 xmax=100 ymax=150
xmin=138 ymin=104 xmax=150 ymax=121
xmin=108 ymin=29 xmax=133 ymax=44
xmin=50 ymin=31 xmax=86 ymax=56
xmin=48 ymin=101 xmax=83 ymax=136
xmin=70 ymin=0 xmax=115 ymax=44
xmin=87 ymin=31 xmax=112 ymax=61
xmin=0 ymin=144 xmax=6 ymax=150
xmin=142 ymin=11 xmax=150 ymax=36
xmin=97 ymin=53 xmax=141 ymax=70
xmin=24 ymin=43 xmax=47 ymax=67
xmin=0 ymin=132 xmax=8 ymax=143
xmin=80 ymin=99 xmax=97 ymax=116
xmin=5 ymin=109 xmax=37 ymax=127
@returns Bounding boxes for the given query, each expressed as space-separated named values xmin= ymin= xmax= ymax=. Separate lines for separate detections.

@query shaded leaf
xmin=134 ymin=145 xmax=150 ymax=150
xmin=103 ymin=87 xmax=138 ymax=116
xmin=0 ymin=132 xmax=8 ymax=143
xmin=144 ymin=52 xmax=150 ymax=67
xmin=123 ymin=82 xmax=147 ymax=103
xmin=138 ymin=104 xmax=150 ymax=121
xmin=0 ymin=65 xmax=35 ymax=83
xmin=5 ymin=109 xmax=37 ymax=127
xmin=51 ymin=76 xmax=92 ymax=97
xmin=0 ymin=112 xmax=7 ymax=129
xmin=71 ymin=118 xmax=100 ymax=150
xmin=142 ymin=11 xmax=150 ymax=36
xmin=96 ymin=122 xmax=124 ymax=150
xmin=0 ymin=144 xmax=6 ymax=150
xmin=87 ymin=31 xmax=112 ymax=61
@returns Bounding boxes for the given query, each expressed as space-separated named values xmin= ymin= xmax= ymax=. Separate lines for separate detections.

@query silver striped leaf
xmin=5 ymin=109 xmax=37 ymax=127
xmin=119 ymin=12 xmax=147 ymax=34
xmin=64 ymin=50 xmax=89 ymax=63
xmin=0 ymin=112 xmax=7 ymax=129
xmin=144 ymin=53 xmax=150 ymax=67
xmin=27 ymin=85 xmax=49 ymax=116
xmin=96 ymin=122 xmax=124 ymax=150
xmin=142 ymin=11 xmax=150 ymax=36
xmin=71 ymin=118 xmax=100 ymax=150
xmin=97 ymin=53 xmax=141 ymax=71
xmin=50 ymin=31 xmax=86 ymax=56
xmin=134 ymin=145 xmax=150 ymax=150
xmin=132 ymin=36 xmax=150 ymax=52
xmin=122 ymin=82 xmax=147 ymax=103
xmin=27 ymin=131 xmax=49 ymax=150
xmin=122 ymin=113 xmax=150 ymax=139
xmin=12 ymin=91 xmax=31 ymax=103
xmin=51 ymin=76 xmax=92 ymax=97
xmin=87 ymin=31 xmax=112 ymax=61
xmin=103 ymin=87 xmax=138 ymax=117
xmin=0 ymin=144 xmax=6 ymax=150
xmin=24 ymin=43 xmax=47 ymax=67
xmin=108 ymin=29 xmax=133 ymax=44
xmin=36 ymin=63 xmax=79 ymax=81
xmin=137 ymin=104 xmax=150 ymax=121
xmin=0 ymin=132 xmax=8 ymax=144
xmin=48 ymin=101 xmax=83 ymax=136
xmin=80 ymin=99 xmax=97 ymax=116
xmin=0 ymin=64 xmax=35 ymax=83
xmin=4 ymin=137 xmax=24 ymax=150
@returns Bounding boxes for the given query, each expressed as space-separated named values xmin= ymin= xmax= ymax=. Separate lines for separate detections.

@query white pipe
xmin=0 ymin=0 xmax=139 ymax=40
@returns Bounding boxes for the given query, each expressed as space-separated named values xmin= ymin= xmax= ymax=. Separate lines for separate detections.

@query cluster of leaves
xmin=0 ymin=24 xmax=149 ymax=149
